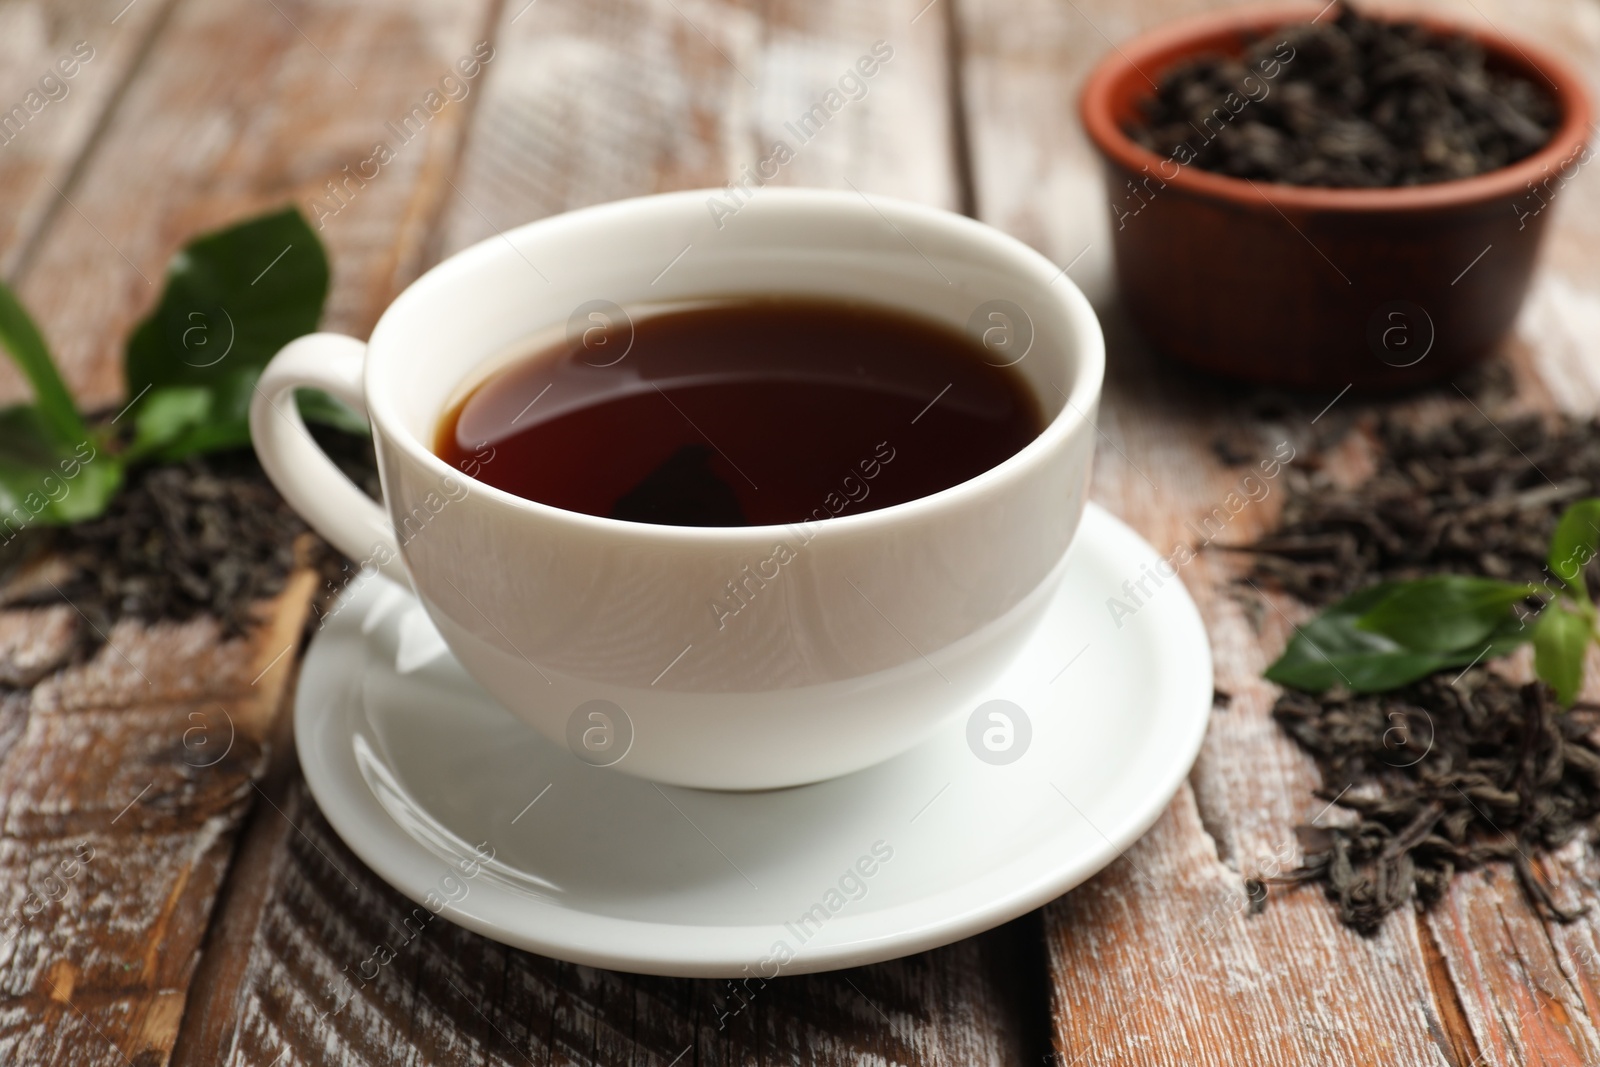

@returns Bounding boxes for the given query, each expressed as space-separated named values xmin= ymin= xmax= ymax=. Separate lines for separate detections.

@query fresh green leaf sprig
xmin=0 ymin=207 xmax=355 ymax=542
xmin=0 ymin=283 xmax=122 ymax=526
xmin=1265 ymin=498 xmax=1600 ymax=705
xmin=1531 ymin=500 xmax=1600 ymax=704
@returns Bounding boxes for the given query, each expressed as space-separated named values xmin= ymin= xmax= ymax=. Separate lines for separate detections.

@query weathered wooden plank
xmin=1046 ymin=792 xmax=1470 ymax=1065
xmin=0 ymin=605 xmax=76 ymax=688
xmin=958 ymin=0 xmax=1600 ymax=1062
xmin=0 ymin=568 xmax=314 ymax=1066
xmin=0 ymin=0 xmax=176 ymax=278
xmin=170 ymin=1 xmax=1049 ymax=1064
xmin=0 ymin=0 xmax=177 ymax=405
xmin=0 ymin=0 xmax=506 ymax=1062
xmin=9 ymin=0 xmax=500 ymax=413
xmin=1424 ymin=865 xmax=1600 ymax=1067
xmin=1532 ymin=846 xmax=1600 ymax=1051
xmin=436 ymin=0 xmax=958 ymax=259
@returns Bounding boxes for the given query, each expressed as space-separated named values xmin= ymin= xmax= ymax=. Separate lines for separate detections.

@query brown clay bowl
xmin=1079 ymin=2 xmax=1594 ymax=391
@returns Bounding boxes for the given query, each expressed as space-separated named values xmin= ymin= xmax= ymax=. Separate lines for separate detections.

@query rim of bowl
xmin=1079 ymin=1 xmax=1596 ymax=214
xmin=366 ymin=187 xmax=1107 ymax=544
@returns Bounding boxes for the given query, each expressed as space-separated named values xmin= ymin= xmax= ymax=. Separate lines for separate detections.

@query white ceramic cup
xmin=250 ymin=188 xmax=1104 ymax=790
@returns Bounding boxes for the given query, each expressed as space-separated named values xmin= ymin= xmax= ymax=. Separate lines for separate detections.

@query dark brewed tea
xmin=435 ymin=298 xmax=1044 ymax=527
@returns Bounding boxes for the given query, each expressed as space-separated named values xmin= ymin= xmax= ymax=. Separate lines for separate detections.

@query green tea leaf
xmin=0 ymin=406 xmax=120 ymax=531
xmin=128 ymin=386 xmax=213 ymax=459
xmin=1265 ymin=582 xmax=1531 ymax=695
xmin=1533 ymin=604 xmax=1591 ymax=706
xmin=0 ymin=280 xmax=119 ymax=528
xmin=124 ymin=207 xmax=330 ymax=460
xmin=1266 ymin=583 xmax=1418 ymax=692
xmin=1547 ymin=498 xmax=1600 ymax=603
xmin=0 ymin=280 xmax=88 ymax=444
xmin=295 ymin=388 xmax=368 ymax=435
xmin=1354 ymin=575 xmax=1533 ymax=653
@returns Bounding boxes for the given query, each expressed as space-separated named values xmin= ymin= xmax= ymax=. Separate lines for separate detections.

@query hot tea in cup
xmin=435 ymin=297 xmax=1044 ymax=527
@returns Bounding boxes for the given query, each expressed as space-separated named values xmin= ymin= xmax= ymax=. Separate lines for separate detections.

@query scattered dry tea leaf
xmin=1268 ymin=675 xmax=1600 ymax=933
xmin=1251 ymin=405 xmax=1600 ymax=930
xmin=1245 ymin=410 xmax=1599 ymax=605
xmin=1 ymin=434 xmax=374 ymax=644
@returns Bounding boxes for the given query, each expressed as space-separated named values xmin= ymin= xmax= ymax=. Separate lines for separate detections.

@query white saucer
xmin=295 ymin=503 xmax=1212 ymax=977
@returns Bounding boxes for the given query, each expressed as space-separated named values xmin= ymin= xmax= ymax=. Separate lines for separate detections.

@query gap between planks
xmin=167 ymin=639 xmax=308 ymax=1067
xmin=3 ymin=0 xmax=187 ymax=289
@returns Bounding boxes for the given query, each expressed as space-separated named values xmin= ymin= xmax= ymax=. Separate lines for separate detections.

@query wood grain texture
xmin=6 ymin=0 xmax=501 ymax=413
xmin=167 ymin=2 xmax=1051 ymax=1065
xmin=0 ymin=0 xmax=176 ymax=282
xmin=0 ymin=568 xmax=314 ymax=1066
xmin=0 ymin=0 xmax=177 ymax=413
xmin=435 ymin=0 xmax=958 ymax=259
xmin=957 ymin=0 xmax=1600 ymax=1063
xmin=0 ymin=0 xmax=504 ymax=1062
xmin=1424 ymin=866 xmax=1600 ymax=1067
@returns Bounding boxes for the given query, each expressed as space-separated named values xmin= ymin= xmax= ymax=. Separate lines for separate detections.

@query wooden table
xmin=3 ymin=0 xmax=1598 ymax=1063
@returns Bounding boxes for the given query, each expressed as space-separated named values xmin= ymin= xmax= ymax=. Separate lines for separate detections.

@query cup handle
xmin=249 ymin=333 xmax=408 ymax=585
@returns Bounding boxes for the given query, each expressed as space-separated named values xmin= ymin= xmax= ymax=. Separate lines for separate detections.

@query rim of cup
xmin=364 ymin=187 xmax=1106 ymax=542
